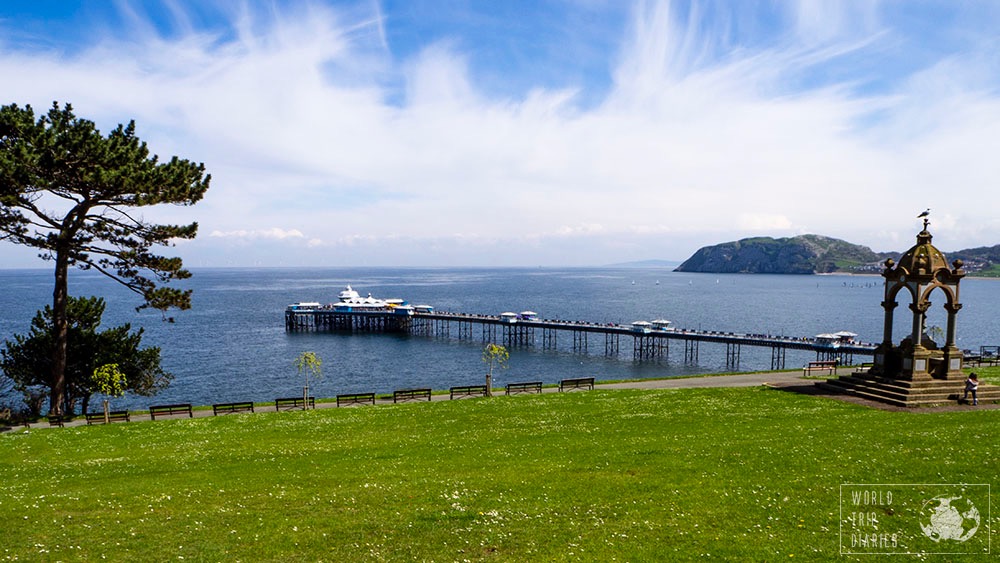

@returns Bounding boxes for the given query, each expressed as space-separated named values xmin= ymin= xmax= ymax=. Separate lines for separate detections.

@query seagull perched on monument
xmin=918 ymin=208 xmax=930 ymax=218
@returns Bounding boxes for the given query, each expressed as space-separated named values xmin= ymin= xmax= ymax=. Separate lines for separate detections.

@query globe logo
xmin=920 ymin=495 xmax=980 ymax=542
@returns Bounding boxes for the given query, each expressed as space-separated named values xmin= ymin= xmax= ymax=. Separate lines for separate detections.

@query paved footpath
xmin=598 ymin=370 xmax=807 ymax=391
xmin=8 ymin=370 xmax=823 ymax=430
xmin=9 ymin=368 xmax=988 ymax=429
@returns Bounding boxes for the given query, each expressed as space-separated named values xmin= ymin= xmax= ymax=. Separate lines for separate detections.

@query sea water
xmin=1 ymin=267 xmax=998 ymax=410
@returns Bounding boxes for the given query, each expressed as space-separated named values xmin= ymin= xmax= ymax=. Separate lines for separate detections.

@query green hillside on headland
xmin=1 ymin=386 xmax=995 ymax=560
xmin=676 ymin=234 xmax=1000 ymax=276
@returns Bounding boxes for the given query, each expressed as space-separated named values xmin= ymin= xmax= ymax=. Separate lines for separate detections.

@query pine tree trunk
xmin=49 ymin=251 xmax=70 ymax=416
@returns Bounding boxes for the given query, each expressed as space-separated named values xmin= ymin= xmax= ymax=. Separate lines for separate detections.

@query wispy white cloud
xmin=1 ymin=0 xmax=998 ymax=267
xmin=791 ymin=0 xmax=881 ymax=46
xmin=209 ymin=228 xmax=307 ymax=240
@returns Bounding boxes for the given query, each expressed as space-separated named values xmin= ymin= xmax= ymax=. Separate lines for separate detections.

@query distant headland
xmin=674 ymin=234 xmax=1000 ymax=277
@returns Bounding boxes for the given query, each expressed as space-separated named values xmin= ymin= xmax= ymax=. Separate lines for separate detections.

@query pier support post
xmin=726 ymin=343 xmax=741 ymax=369
xmin=633 ymin=335 xmax=665 ymax=360
xmin=684 ymin=339 xmax=699 ymax=364
xmin=482 ymin=323 xmax=497 ymax=343
xmin=771 ymin=346 xmax=786 ymax=370
xmin=502 ymin=325 xmax=533 ymax=347
xmin=543 ymin=328 xmax=557 ymax=349
xmin=436 ymin=319 xmax=450 ymax=337
xmin=605 ymin=333 xmax=619 ymax=356
xmin=816 ymin=350 xmax=837 ymax=362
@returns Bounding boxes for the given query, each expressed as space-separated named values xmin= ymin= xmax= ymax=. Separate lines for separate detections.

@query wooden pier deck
xmin=285 ymin=308 xmax=876 ymax=369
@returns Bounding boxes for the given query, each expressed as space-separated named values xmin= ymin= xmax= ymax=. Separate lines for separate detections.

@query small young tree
xmin=92 ymin=363 xmax=127 ymax=424
xmin=481 ymin=343 xmax=509 ymax=397
xmin=294 ymin=351 xmax=322 ymax=409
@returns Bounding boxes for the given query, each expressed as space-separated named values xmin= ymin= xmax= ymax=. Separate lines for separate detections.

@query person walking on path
xmin=964 ymin=373 xmax=979 ymax=406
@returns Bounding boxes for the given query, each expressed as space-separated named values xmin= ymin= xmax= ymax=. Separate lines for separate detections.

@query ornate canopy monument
xmin=820 ymin=213 xmax=998 ymax=405
xmin=871 ymin=215 xmax=966 ymax=380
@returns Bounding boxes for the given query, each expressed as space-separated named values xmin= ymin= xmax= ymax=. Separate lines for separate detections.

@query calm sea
xmin=2 ymin=267 xmax=998 ymax=410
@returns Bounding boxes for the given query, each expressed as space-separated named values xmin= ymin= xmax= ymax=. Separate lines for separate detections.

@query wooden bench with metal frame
xmin=449 ymin=385 xmax=487 ymax=400
xmin=47 ymin=414 xmax=75 ymax=427
xmin=149 ymin=403 xmax=193 ymax=420
xmin=85 ymin=410 xmax=131 ymax=424
xmin=275 ymin=397 xmax=315 ymax=411
xmin=393 ymin=388 xmax=432 ymax=403
xmin=212 ymin=401 xmax=255 ymax=416
xmin=337 ymin=393 xmax=376 ymax=407
xmin=559 ymin=377 xmax=595 ymax=392
xmin=505 ymin=381 xmax=543 ymax=395
xmin=803 ymin=361 xmax=837 ymax=376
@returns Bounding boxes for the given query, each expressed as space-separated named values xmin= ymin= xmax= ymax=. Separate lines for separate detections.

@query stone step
xmin=822 ymin=377 xmax=969 ymax=397
xmin=844 ymin=374 xmax=969 ymax=390
xmin=817 ymin=377 xmax=1000 ymax=407
xmin=829 ymin=374 xmax=998 ymax=393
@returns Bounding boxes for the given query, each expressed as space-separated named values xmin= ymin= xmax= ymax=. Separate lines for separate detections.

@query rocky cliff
xmin=674 ymin=235 xmax=892 ymax=274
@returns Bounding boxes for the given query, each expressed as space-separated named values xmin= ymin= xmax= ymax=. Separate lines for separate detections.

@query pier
xmin=285 ymin=308 xmax=876 ymax=369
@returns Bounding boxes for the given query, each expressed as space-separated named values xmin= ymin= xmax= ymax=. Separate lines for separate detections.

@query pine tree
xmin=0 ymin=102 xmax=209 ymax=414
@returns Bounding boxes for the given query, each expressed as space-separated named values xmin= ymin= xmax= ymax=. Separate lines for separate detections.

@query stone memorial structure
xmin=872 ymin=216 xmax=965 ymax=380
xmin=820 ymin=217 xmax=997 ymax=406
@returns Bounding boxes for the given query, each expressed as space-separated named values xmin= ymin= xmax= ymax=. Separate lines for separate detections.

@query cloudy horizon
xmin=2 ymin=1 xmax=998 ymax=268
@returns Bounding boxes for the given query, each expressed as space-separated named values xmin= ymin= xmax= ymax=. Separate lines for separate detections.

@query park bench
xmin=393 ymin=388 xmax=432 ymax=403
xmin=803 ymin=361 xmax=837 ymax=376
xmin=149 ymin=403 xmax=193 ymax=420
xmin=212 ymin=401 xmax=255 ymax=416
xmin=337 ymin=393 xmax=376 ymax=407
xmin=449 ymin=385 xmax=487 ymax=400
xmin=47 ymin=414 xmax=74 ymax=427
xmin=856 ymin=362 xmax=874 ymax=373
xmin=85 ymin=410 xmax=131 ymax=424
xmin=506 ymin=381 xmax=543 ymax=395
xmin=274 ymin=397 xmax=315 ymax=411
xmin=559 ymin=377 xmax=595 ymax=392
xmin=0 ymin=408 xmax=31 ymax=429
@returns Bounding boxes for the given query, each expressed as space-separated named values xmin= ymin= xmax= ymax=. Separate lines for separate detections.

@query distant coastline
xmin=673 ymin=234 xmax=1000 ymax=277
xmin=604 ymin=259 xmax=681 ymax=269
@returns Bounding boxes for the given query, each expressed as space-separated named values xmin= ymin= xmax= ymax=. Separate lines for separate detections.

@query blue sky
xmin=1 ymin=1 xmax=999 ymax=267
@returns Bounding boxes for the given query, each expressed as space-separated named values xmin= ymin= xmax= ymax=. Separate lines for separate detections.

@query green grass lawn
xmin=1 ymin=387 xmax=996 ymax=561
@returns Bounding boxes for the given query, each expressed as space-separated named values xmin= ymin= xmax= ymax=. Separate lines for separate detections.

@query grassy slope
xmin=973 ymin=264 xmax=1000 ymax=278
xmin=2 ymin=387 xmax=997 ymax=561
